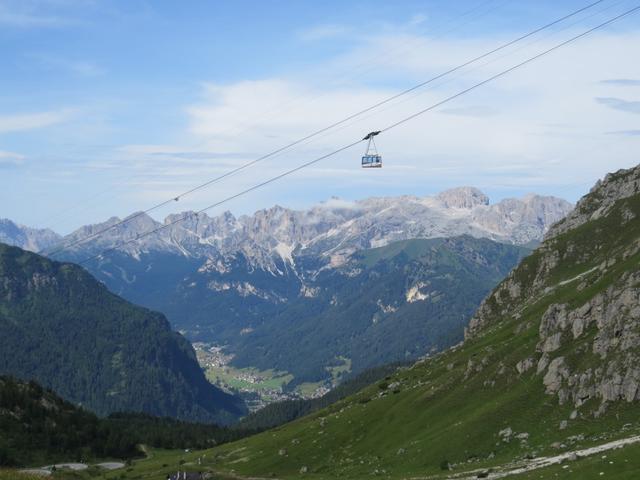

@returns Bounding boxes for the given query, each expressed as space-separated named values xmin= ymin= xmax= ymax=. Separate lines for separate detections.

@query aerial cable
xmin=326 ymin=0 xmax=631 ymax=134
xmin=76 ymin=4 xmax=640 ymax=266
xmin=78 ymin=139 xmax=363 ymax=265
xmin=379 ymin=5 xmax=640 ymax=135
xmin=44 ymin=0 xmax=610 ymax=258
xmin=36 ymin=0 xmax=506 ymax=239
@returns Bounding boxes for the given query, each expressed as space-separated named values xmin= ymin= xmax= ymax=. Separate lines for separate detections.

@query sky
xmin=1 ymin=0 xmax=640 ymax=234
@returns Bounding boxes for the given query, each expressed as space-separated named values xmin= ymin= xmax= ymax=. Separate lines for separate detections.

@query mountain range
xmin=4 ymin=187 xmax=571 ymax=262
xmin=0 ymin=188 xmax=572 ymax=387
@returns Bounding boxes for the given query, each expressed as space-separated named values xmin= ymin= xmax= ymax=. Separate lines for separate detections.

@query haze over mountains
xmin=0 ymin=219 xmax=59 ymax=253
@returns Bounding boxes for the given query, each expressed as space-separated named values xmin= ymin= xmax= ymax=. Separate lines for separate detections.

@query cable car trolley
xmin=361 ymin=131 xmax=382 ymax=168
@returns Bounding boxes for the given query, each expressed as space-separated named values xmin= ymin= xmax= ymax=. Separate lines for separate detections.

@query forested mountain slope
xmin=0 ymin=376 xmax=253 ymax=467
xmin=0 ymin=244 xmax=245 ymax=424
xmin=230 ymin=236 xmax=530 ymax=382
xmin=0 ymin=376 xmax=138 ymax=467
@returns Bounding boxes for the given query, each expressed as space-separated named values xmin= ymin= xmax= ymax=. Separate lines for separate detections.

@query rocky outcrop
xmin=536 ymin=271 xmax=640 ymax=407
xmin=466 ymin=168 xmax=640 ymax=341
xmin=436 ymin=187 xmax=489 ymax=209
xmin=466 ymin=163 xmax=640 ymax=415
xmin=547 ymin=165 xmax=640 ymax=239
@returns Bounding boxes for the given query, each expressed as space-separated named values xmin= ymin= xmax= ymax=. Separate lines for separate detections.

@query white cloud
xmin=0 ymin=1 xmax=73 ymax=27
xmin=600 ymin=79 xmax=640 ymax=86
xmin=0 ymin=150 xmax=25 ymax=165
xmin=440 ymin=105 xmax=498 ymax=117
xmin=68 ymin=24 xmax=640 ymax=224
xmin=607 ymin=130 xmax=640 ymax=136
xmin=31 ymin=54 xmax=105 ymax=77
xmin=0 ymin=109 xmax=75 ymax=133
xmin=176 ymin=27 xmax=640 ymax=208
xmin=408 ymin=13 xmax=428 ymax=27
xmin=186 ymin=79 xmax=392 ymax=144
xmin=316 ymin=197 xmax=360 ymax=210
xmin=298 ymin=23 xmax=352 ymax=41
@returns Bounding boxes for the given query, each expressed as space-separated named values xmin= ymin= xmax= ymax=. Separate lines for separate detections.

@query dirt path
xmin=21 ymin=461 xmax=125 ymax=476
xmin=451 ymin=435 xmax=640 ymax=479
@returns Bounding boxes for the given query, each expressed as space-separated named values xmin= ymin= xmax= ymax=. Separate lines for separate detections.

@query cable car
xmin=362 ymin=131 xmax=382 ymax=168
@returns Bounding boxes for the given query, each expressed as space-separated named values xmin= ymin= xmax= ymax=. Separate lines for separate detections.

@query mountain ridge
xmin=1 ymin=188 xmax=572 ymax=266
xmin=0 ymin=188 xmax=572 ymax=392
xmin=0 ymin=219 xmax=60 ymax=253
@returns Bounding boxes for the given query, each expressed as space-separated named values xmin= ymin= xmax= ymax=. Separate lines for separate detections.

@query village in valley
xmin=193 ymin=343 xmax=331 ymax=411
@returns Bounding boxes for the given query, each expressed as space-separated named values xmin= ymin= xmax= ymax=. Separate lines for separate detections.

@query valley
xmin=0 ymin=245 xmax=245 ymax=424
xmin=68 ymin=164 xmax=639 ymax=480
xmin=4 ymin=2 xmax=640 ymax=479
xmin=1 ymin=189 xmax=556 ymax=390
xmin=195 ymin=343 xmax=350 ymax=410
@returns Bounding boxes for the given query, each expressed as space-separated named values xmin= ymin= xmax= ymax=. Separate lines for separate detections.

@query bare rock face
xmin=436 ymin=187 xmax=489 ymax=209
xmin=9 ymin=188 xmax=571 ymax=276
xmin=0 ymin=219 xmax=61 ymax=252
xmin=543 ymin=357 xmax=568 ymax=395
xmin=524 ymin=257 xmax=640 ymax=409
xmin=516 ymin=357 xmax=535 ymax=374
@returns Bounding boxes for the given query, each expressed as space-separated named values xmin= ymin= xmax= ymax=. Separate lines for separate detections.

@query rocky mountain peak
xmin=5 ymin=189 xmax=573 ymax=273
xmin=436 ymin=186 xmax=490 ymax=209
xmin=547 ymin=165 xmax=640 ymax=239
xmin=123 ymin=212 xmax=159 ymax=231
xmin=0 ymin=218 xmax=61 ymax=252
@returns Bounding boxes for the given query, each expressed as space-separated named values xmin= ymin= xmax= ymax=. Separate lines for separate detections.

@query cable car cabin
xmin=362 ymin=130 xmax=382 ymax=168
xmin=362 ymin=154 xmax=382 ymax=168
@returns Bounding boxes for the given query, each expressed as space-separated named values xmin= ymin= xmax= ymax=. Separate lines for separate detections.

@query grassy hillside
xmin=236 ymin=362 xmax=408 ymax=431
xmin=0 ymin=243 xmax=245 ymax=424
xmin=105 ymin=166 xmax=640 ymax=479
xmin=0 ymin=471 xmax=46 ymax=480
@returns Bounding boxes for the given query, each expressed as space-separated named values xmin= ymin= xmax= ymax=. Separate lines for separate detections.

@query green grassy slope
xmin=236 ymin=362 xmax=408 ymax=432
xmin=106 ymin=168 xmax=640 ymax=480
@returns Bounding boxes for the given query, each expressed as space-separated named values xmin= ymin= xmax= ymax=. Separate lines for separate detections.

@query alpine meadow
xmin=1 ymin=1 xmax=640 ymax=480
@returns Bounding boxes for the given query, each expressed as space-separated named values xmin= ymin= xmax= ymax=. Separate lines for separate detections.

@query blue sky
xmin=1 ymin=0 xmax=640 ymax=233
